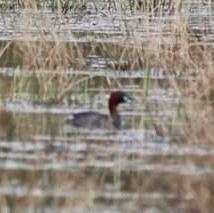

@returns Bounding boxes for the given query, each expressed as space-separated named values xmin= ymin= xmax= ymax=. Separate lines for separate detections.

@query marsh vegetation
xmin=0 ymin=0 xmax=214 ymax=212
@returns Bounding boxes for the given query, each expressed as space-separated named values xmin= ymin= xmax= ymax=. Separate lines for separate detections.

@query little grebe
xmin=66 ymin=91 xmax=133 ymax=129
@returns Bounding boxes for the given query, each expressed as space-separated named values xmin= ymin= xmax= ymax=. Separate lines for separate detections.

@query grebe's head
xmin=109 ymin=91 xmax=133 ymax=115
xmin=110 ymin=91 xmax=133 ymax=104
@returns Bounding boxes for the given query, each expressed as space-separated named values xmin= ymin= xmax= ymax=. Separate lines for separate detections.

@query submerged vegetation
xmin=0 ymin=0 xmax=214 ymax=212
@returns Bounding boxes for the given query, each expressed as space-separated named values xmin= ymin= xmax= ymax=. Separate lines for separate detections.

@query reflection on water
xmin=0 ymin=111 xmax=15 ymax=141
xmin=0 ymin=74 xmax=213 ymax=211
xmin=0 ymin=93 xmax=214 ymax=212
xmin=0 ymin=131 xmax=214 ymax=212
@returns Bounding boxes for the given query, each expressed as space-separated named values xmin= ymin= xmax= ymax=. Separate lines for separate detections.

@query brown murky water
xmin=0 ymin=2 xmax=214 ymax=212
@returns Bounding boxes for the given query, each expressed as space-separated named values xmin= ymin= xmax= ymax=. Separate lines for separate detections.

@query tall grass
xmin=0 ymin=0 xmax=213 ymax=142
xmin=0 ymin=1 xmax=213 ymax=211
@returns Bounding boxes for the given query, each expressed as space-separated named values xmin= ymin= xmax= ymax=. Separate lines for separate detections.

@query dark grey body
xmin=66 ymin=111 xmax=121 ymax=129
